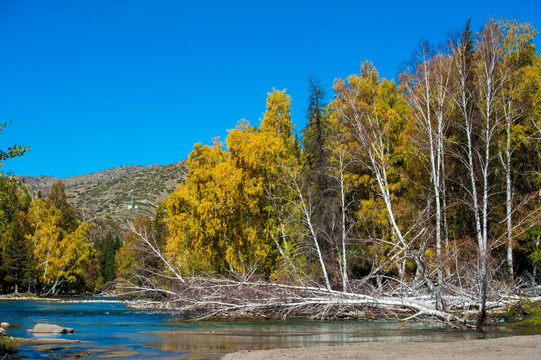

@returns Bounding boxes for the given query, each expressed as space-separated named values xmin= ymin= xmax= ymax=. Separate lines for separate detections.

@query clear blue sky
xmin=1 ymin=0 xmax=540 ymax=177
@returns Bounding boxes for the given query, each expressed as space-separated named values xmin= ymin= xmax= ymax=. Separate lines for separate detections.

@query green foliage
xmin=94 ymin=232 xmax=122 ymax=283
xmin=505 ymin=300 xmax=541 ymax=326
xmin=515 ymin=228 xmax=541 ymax=276
xmin=302 ymin=74 xmax=329 ymax=171
xmin=158 ymin=17 xmax=541 ymax=293
xmin=0 ymin=121 xmax=30 ymax=169
xmin=0 ymin=176 xmax=32 ymax=292
xmin=0 ymin=336 xmax=22 ymax=355
xmin=47 ymin=181 xmax=79 ymax=232
xmin=4 ymin=17 xmax=538 ymax=298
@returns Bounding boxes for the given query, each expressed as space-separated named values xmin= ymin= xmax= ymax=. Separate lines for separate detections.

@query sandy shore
xmin=221 ymin=335 xmax=541 ymax=360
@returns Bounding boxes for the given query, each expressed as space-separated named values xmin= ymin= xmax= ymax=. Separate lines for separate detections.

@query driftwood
xmin=117 ymin=275 xmax=467 ymax=326
xmin=117 ymin=222 xmax=538 ymax=328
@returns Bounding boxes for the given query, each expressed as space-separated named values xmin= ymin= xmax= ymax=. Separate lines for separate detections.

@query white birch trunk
xmin=290 ymin=171 xmax=332 ymax=291
xmin=338 ymin=150 xmax=349 ymax=290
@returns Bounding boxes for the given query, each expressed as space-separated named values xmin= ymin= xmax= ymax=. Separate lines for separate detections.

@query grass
xmin=0 ymin=337 xmax=22 ymax=355
xmin=504 ymin=299 xmax=541 ymax=327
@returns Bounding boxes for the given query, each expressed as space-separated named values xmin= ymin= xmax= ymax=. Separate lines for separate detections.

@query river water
xmin=1 ymin=298 xmax=537 ymax=359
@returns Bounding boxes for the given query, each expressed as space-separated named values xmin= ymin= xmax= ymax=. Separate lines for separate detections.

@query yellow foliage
xmin=165 ymin=90 xmax=299 ymax=276
xmin=26 ymin=199 xmax=92 ymax=288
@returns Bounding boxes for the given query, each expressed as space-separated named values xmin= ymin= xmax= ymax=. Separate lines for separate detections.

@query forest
xmin=1 ymin=18 xmax=540 ymax=327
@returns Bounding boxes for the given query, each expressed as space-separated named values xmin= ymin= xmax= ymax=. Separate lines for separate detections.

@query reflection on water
xmin=148 ymin=320 xmax=522 ymax=359
xmin=0 ymin=299 xmax=538 ymax=360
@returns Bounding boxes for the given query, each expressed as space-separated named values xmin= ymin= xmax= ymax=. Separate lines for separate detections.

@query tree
xmin=47 ymin=181 xmax=78 ymax=232
xmin=0 ymin=120 xmax=31 ymax=292
xmin=332 ymin=62 xmax=416 ymax=280
xmin=400 ymin=41 xmax=454 ymax=295
xmin=0 ymin=121 xmax=30 ymax=170
xmin=165 ymin=89 xmax=301 ymax=278
xmin=444 ymin=18 xmax=541 ymax=326
xmin=495 ymin=18 xmax=539 ymax=277
xmin=26 ymin=198 xmax=93 ymax=294
xmin=94 ymin=232 xmax=122 ymax=283
xmin=261 ymin=89 xmax=295 ymax=147
xmin=0 ymin=176 xmax=32 ymax=292
xmin=302 ymin=74 xmax=328 ymax=171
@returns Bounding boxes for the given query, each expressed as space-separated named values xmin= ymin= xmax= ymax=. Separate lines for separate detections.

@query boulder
xmin=0 ymin=328 xmax=5 ymax=336
xmin=28 ymin=323 xmax=74 ymax=334
xmin=0 ymin=322 xmax=9 ymax=327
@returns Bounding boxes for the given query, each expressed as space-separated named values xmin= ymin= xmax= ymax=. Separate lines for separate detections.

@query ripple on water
xmin=1 ymin=299 xmax=539 ymax=360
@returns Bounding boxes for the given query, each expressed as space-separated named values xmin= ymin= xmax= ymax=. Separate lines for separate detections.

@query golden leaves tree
xmin=26 ymin=198 xmax=93 ymax=294
xmin=166 ymin=89 xmax=299 ymax=278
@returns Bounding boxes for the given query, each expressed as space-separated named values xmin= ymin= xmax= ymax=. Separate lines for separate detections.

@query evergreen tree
xmin=0 ymin=177 xmax=32 ymax=292
xmin=94 ymin=232 xmax=122 ymax=283
xmin=47 ymin=181 xmax=79 ymax=232
xmin=302 ymin=74 xmax=328 ymax=171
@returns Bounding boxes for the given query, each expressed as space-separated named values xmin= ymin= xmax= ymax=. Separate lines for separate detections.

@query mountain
xmin=21 ymin=160 xmax=187 ymax=223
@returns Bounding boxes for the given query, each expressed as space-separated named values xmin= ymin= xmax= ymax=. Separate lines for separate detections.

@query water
xmin=1 ymin=298 xmax=535 ymax=359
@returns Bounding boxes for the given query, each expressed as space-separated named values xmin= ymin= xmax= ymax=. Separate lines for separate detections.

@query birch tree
xmin=332 ymin=62 xmax=415 ymax=280
xmin=449 ymin=19 xmax=519 ymax=326
xmin=327 ymin=143 xmax=355 ymax=291
xmin=401 ymin=42 xmax=453 ymax=285
xmin=496 ymin=19 xmax=538 ymax=277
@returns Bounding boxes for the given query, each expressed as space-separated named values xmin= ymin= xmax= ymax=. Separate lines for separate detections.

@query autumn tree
xmin=400 ymin=41 xmax=454 ymax=299
xmin=26 ymin=198 xmax=93 ymax=294
xmin=332 ymin=62 xmax=421 ymax=279
xmin=495 ymin=18 xmax=539 ymax=277
xmin=165 ymin=89 xmax=305 ymax=280
xmin=0 ymin=176 xmax=32 ymax=293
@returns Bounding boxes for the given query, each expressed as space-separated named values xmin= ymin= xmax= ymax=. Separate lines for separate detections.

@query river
xmin=1 ymin=298 xmax=536 ymax=359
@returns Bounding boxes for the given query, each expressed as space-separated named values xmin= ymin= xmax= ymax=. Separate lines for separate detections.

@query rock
xmin=1 ymin=322 xmax=9 ymax=327
xmin=0 ymin=328 xmax=5 ymax=336
xmin=27 ymin=323 xmax=74 ymax=334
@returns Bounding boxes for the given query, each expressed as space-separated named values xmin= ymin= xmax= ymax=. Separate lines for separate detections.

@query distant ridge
xmin=21 ymin=164 xmax=146 ymax=189
xmin=21 ymin=160 xmax=187 ymax=222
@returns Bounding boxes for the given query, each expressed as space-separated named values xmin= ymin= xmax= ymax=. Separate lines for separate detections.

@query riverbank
xmin=0 ymin=334 xmax=90 ymax=355
xmin=221 ymin=335 xmax=541 ymax=360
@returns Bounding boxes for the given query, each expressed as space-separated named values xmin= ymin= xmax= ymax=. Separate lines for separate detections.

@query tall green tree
xmin=47 ymin=181 xmax=79 ymax=232
xmin=0 ymin=176 xmax=32 ymax=292
xmin=94 ymin=232 xmax=122 ymax=283
xmin=302 ymin=74 xmax=328 ymax=171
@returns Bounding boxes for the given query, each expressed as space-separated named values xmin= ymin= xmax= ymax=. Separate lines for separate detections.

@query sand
xmin=220 ymin=335 xmax=541 ymax=360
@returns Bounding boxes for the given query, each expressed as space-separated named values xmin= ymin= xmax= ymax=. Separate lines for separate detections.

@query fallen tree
xmin=115 ymin=223 xmax=537 ymax=328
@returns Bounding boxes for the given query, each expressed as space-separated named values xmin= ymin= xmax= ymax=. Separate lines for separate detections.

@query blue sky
xmin=1 ymin=0 xmax=540 ymax=177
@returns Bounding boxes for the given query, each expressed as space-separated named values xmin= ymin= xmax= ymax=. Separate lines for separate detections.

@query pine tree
xmin=302 ymin=74 xmax=328 ymax=171
xmin=94 ymin=232 xmax=122 ymax=283
xmin=47 ymin=181 xmax=79 ymax=232
xmin=0 ymin=177 xmax=31 ymax=292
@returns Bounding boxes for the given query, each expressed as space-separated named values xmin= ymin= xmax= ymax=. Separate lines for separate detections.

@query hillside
xmin=21 ymin=160 xmax=187 ymax=222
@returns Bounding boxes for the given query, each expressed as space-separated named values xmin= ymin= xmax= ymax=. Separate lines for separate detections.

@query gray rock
xmin=0 ymin=328 xmax=5 ymax=336
xmin=27 ymin=323 xmax=74 ymax=334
